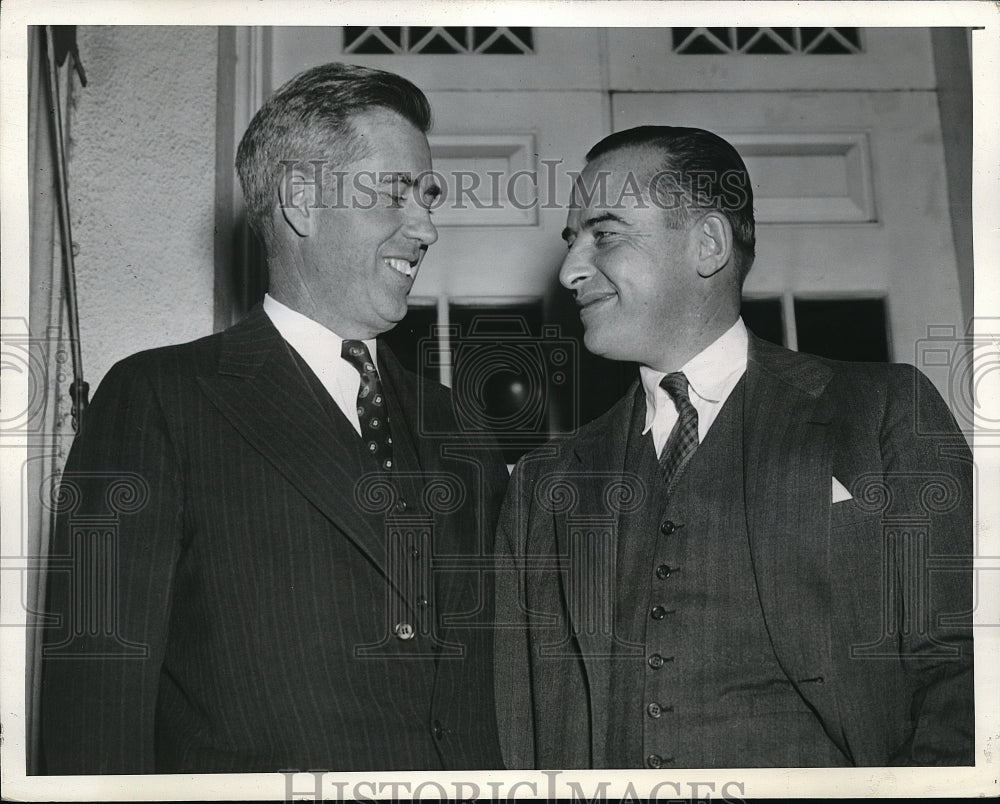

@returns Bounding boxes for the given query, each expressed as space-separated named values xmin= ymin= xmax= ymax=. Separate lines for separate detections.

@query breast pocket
xmin=830 ymin=498 xmax=881 ymax=529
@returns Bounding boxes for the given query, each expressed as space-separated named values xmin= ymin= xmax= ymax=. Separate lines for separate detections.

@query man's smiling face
xmin=297 ymin=107 xmax=439 ymax=339
xmin=559 ymin=146 xmax=702 ymax=370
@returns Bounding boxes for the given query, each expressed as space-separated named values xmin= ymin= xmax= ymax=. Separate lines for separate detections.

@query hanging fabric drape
xmin=26 ymin=26 xmax=88 ymax=775
xmin=43 ymin=25 xmax=89 ymax=429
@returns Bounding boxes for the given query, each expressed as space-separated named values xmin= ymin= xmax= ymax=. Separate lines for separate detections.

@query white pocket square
xmin=832 ymin=476 xmax=853 ymax=503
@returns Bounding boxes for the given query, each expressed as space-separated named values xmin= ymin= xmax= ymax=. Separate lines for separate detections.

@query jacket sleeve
xmin=494 ymin=457 xmax=538 ymax=770
xmin=881 ymin=364 xmax=974 ymax=765
xmin=40 ymin=357 xmax=184 ymax=774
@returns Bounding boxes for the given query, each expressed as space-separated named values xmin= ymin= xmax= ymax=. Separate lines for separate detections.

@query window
xmin=344 ymin=27 xmax=534 ymax=55
xmin=741 ymin=295 xmax=890 ymax=361
xmin=672 ymin=28 xmax=862 ymax=55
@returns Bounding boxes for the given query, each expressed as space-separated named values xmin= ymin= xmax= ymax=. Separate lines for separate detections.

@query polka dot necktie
xmin=341 ymin=340 xmax=394 ymax=471
xmin=658 ymin=372 xmax=699 ymax=494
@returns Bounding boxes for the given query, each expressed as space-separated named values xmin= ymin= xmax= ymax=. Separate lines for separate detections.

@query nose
xmin=404 ymin=204 xmax=438 ymax=247
xmin=559 ymin=241 xmax=594 ymax=290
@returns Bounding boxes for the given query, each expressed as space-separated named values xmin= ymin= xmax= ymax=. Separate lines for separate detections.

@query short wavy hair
xmin=235 ymin=62 xmax=432 ymax=240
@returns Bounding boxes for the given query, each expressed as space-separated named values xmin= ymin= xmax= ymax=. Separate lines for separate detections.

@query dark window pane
xmin=408 ymin=27 xmax=433 ymax=46
xmin=672 ymin=28 xmax=695 ymax=49
xmin=838 ymin=28 xmax=861 ymax=48
xmin=682 ymin=33 xmax=727 ymax=54
xmin=444 ymin=27 xmax=469 ymax=48
xmin=381 ymin=304 xmax=438 ymax=375
xmin=744 ymin=31 xmax=791 ymax=54
xmin=708 ymin=28 xmax=733 ymax=48
xmin=449 ymin=303 xmax=550 ymax=463
xmin=800 ymin=27 xmax=825 ymax=49
xmin=482 ymin=35 xmax=525 ymax=55
xmin=419 ymin=34 xmax=460 ymax=54
xmin=353 ymin=37 xmax=394 ymax=55
xmin=794 ymin=298 xmax=889 ymax=361
xmin=509 ymin=28 xmax=534 ymax=50
xmin=741 ymin=298 xmax=784 ymax=346
xmin=343 ymin=27 xmax=367 ymax=48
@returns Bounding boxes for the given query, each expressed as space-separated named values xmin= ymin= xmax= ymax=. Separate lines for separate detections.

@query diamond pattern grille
xmin=344 ymin=27 xmax=534 ymax=55
xmin=672 ymin=27 xmax=862 ymax=55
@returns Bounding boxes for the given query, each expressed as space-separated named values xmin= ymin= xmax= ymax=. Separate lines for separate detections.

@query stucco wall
xmin=70 ymin=26 xmax=218 ymax=388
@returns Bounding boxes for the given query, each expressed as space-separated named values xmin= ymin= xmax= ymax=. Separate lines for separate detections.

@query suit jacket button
xmin=646 ymin=753 xmax=663 ymax=769
xmin=660 ymin=520 xmax=677 ymax=535
xmin=394 ymin=622 xmax=415 ymax=640
xmin=433 ymin=720 xmax=445 ymax=739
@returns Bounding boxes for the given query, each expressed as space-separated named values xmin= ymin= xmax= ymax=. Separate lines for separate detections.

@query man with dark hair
xmin=496 ymin=125 xmax=973 ymax=768
xmin=41 ymin=63 xmax=507 ymax=773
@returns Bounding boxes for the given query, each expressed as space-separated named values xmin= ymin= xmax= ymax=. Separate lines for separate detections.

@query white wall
xmin=71 ymin=26 xmax=218 ymax=389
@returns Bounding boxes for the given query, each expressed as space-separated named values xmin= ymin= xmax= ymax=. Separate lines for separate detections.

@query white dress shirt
xmin=262 ymin=293 xmax=376 ymax=436
xmin=639 ymin=318 xmax=749 ymax=458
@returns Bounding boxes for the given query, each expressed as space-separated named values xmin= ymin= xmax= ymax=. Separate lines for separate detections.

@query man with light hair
xmin=43 ymin=62 xmax=507 ymax=773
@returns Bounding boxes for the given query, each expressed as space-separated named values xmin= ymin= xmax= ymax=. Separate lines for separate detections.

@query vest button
xmin=432 ymin=719 xmax=445 ymax=739
xmin=416 ymin=596 xmax=429 ymax=608
xmin=394 ymin=499 xmax=408 ymax=513
xmin=646 ymin=753 xmax=663 ymax=769
xmin=655 ymin=564 xmax=674 ymax=580
xmin=648 ymin=653 xmax=672 ymax=669
xmin=647 ymin=702 xmax=662 ymax=718
xmin=660 ymin=520 xmax=677 ymax=535
xmin=650 ymin=605 xmax=667 ymax=620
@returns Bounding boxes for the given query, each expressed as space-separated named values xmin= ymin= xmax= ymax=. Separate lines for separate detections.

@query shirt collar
xmin=262 ymin=293 xmax=378 ymax=370
xmin=640 ymin=317 xmax=748 ymax=423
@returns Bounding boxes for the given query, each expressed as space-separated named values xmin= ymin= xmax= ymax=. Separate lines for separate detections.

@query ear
xmin=694 ymin=212 xmax=733 ymax=278
xmin=276 ymin=167 xmax=317 ymax=238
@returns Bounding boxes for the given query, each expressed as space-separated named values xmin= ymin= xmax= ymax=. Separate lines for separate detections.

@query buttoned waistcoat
xmin=495 ymin=335 xmax=974 ymax=768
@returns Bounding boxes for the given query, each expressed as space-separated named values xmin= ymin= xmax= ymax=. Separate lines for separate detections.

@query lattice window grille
xmin=672 ymin=27 xmax=862 ymax=55
xmin=343 ymin=27 xmax=534 ymax=55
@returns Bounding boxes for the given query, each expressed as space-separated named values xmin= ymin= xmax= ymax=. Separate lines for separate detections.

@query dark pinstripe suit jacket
xmin=41 ymin=306 xmax=507 ymax=773
xmin=496 ymin=335 xmax=974 ymax=768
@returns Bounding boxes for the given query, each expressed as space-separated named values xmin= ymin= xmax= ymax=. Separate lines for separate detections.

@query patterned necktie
xmin=341 ymin=340 xmax=394 ymax=471
xmin=658 ymin=372 xmax=699 ymax=494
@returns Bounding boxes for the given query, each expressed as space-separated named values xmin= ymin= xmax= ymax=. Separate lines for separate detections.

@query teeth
xmin=385 ymin=258 xmax=413 ymax=277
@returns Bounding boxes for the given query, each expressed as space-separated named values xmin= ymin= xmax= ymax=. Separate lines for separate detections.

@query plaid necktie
xmin=658 ymin=372 xmax=699 ymax=494
xmin=341 ymin=340 xmax=394 ymax=471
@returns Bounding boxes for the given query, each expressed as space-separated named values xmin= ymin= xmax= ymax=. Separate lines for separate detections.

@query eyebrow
xmin=380 ymin=172 xmax=442 ymax=198
xmin=561 ymin=212 xmax=630 ymax=242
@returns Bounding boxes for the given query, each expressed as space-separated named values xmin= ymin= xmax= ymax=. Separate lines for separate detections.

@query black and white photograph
xmin=1 ymin=1 xmax=997 ymax=800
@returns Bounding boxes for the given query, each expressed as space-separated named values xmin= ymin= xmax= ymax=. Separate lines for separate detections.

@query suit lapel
xmin=196 ymin=307 xmax=395 ymax=580
xmin=554 ymin=383 xmax=638 ymax=766
xmin=743 ymin=336 xmax=838 ymax=690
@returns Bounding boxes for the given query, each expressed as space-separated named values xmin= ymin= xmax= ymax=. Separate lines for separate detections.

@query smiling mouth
xmin=577 ymin=293 xmax=616 ymax=312
xmin=384 ymin=257 xmax=417 ymax=278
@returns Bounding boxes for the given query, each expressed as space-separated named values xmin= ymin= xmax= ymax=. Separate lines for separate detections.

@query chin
xmin=583 ymin=328 xmax=625 ymax=362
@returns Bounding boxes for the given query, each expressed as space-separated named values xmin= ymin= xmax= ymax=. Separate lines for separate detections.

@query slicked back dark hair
xmin=586 ymin=125 xmax=756 ymax=280
xmin=236 ymin=62 xmax=432 ymax=240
